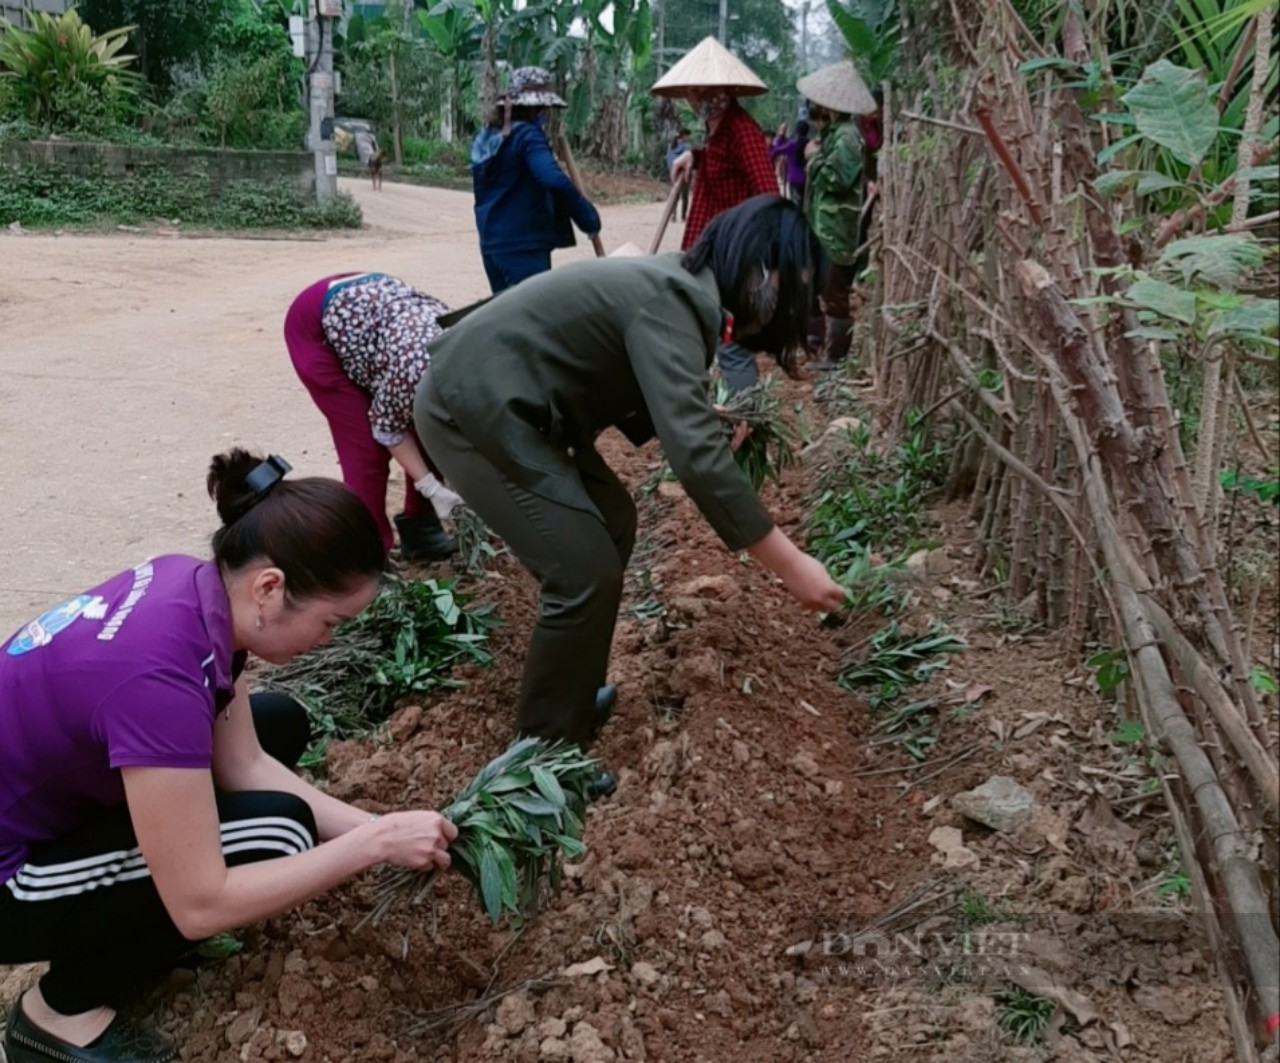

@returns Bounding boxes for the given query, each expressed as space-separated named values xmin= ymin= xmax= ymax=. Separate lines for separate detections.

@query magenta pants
xmin=284 ymin=275 xmax=430 ymax=550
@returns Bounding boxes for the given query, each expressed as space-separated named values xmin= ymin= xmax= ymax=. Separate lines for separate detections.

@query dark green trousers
xmin=417 ymin=375 xmax=636 ymax=749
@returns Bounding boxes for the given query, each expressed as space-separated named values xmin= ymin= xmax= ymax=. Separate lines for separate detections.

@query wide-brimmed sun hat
xmin=505 ymin=66 xmax=565 ymax=108
xmin=796 ymin=60 xmax=877 ymax=116
xmin=651 ymin=37 xmax=767 ymax=98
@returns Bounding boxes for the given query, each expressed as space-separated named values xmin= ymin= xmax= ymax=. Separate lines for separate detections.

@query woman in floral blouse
xmin=285 ymin=273 xmax=461 ymax=562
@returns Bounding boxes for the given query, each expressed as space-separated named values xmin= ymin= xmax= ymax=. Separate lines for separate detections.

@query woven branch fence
xmin=859 ymin=2 xmax=1279 ymax=1055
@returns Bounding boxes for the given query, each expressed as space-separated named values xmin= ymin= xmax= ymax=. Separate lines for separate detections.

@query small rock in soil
xmin=928 ymin=826 xmax=980 ymax=869
xmin=1132 ymin=984 xmax=1199 ymax=1026
xmin=731 ymin=848 xmax=773 ymax=883
xmin=671 ymin=574 xmax=738 ymax=600
xmin=276 ymin=973 xmax=318 ymax=1019
xmin=498 ymin=990 xmax=536 ymax=1035
xmin=538 ymin=1017 xmax=568 ymax=1039
xmin=540 ymin=1037 xmax=571 ymax=1061
xmin=905 ymin=548 xmax=955 ymax=578
xmin=699 ymin=930 xmax=727 ymax=951
xmin=799 ymin=416 xmax=864 ymax=470
xmin=631 ymin=961 xmax=661 ymax=986
xmin=225 ymin=1008 xmax=262 ymax=1048
xmin=386 ymin=703 xmax=424 ymax=742
xmin=952 ymin=775 xmax=1035 ymax=832
xmin=789 ymin=751 xmax=821 ymax=778
xmin=280 ymin=1030 xmax=308 ymax=1057
xmin=568 ymin=1021 xmax=616 ymax=1063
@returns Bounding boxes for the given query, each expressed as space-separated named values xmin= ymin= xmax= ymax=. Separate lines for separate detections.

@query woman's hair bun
xmin=207 ymin=448 xmax=265 ymax=526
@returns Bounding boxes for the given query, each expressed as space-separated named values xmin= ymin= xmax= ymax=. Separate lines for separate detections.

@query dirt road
xmin=0 ymin=180 xmax=669 ymax=633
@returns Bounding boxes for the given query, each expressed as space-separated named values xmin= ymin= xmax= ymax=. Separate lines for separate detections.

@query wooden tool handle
xmin=555 ymin=132 xmax=605 ymax=258
xmin=648 ymin=176 xmax=686 ymax=255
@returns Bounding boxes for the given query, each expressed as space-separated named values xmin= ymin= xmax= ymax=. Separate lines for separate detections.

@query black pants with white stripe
xmin=0 ymin=693 xmax=317 ymax=1015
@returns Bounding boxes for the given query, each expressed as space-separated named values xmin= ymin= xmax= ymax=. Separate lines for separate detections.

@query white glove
xmin=415 ymin=473 xmax=463 ymax=520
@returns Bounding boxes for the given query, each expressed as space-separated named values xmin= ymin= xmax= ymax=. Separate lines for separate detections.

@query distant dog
xmin=369 ymin=147 xmax=386 ymax=191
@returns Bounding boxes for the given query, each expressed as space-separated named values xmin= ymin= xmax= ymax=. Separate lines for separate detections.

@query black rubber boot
xmin=394 ymin=511 xmax=455 ymax=562
xmin=586 ymin=771 xmax=618 ymax=801
xmin=591 ymin=684 xmax=618 ymax=741
xmin=816 ymin=316 xmax=853 ymax=371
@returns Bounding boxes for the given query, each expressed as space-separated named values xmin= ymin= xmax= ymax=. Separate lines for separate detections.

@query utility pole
xmin=656 ymin=0 xmax=665 ymax=76
xmin=800 ymin=0 xmax=809 ymax=70
xmin=718 ymin=0 xmax=728 ymax=45
xmin=306 ymin=1 xmax=340 ymax=205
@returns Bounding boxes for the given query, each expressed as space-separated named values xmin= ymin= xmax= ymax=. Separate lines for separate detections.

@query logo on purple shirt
xmin=6 ymin=595 xmax=94 ymax=656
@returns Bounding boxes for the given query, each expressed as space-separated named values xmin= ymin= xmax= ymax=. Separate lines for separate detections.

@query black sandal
xmin=4 ymin=1002 xmax=175 ymax=1063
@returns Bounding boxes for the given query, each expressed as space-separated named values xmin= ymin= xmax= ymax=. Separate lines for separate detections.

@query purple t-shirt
xmin=0 ymin=556 xmax=237 ymax=884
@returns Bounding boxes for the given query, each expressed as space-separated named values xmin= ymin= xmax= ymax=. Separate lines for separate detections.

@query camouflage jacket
xmin=805 ymin=118 xmax=864 ymax=266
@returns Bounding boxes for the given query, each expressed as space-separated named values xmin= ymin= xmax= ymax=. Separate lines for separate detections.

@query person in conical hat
xmin=796 ymin=60 xmax=876 ymax=371
xmin=653 ymin=37 xmax=781 ymax=392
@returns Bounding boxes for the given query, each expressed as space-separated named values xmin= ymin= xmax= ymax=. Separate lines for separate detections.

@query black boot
xmin=816 ymin=316 xmax=853 ymax=371
xmin=587 ymin=771 xmax=618 ymax=801
xmin=394 ymin=511 xmax=455 ymax=562
xmin=591 ymin=684 xmax=617 ymax=740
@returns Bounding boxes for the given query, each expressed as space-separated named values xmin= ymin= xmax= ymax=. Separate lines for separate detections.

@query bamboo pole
xmin=648 ymin=177 xmax=687 ymax=255
xmin=554 ymin=132 xmax=605 ymax=258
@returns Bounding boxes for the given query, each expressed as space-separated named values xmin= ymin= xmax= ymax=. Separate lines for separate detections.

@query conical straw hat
xmin=796 ymin=60 xmax=876 ymax=116
xmin=651 ymin=36 xmax=768 ymax=98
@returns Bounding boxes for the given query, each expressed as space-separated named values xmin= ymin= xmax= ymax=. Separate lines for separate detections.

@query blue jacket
xmin=471 ymin=121 xmax=601 ymax=256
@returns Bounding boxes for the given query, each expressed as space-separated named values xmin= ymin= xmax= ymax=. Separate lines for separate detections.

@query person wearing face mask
xmin=0 ymin=451 xmax=457 ymax=1063
xmin=415 ymin=196 xmax=847 ymax=795
xmin=796 ymin=61 xmax=878 ymax=371
xmin=470 ymin=66 xmax=603 ymax=295
xmin=653 ymin=38 xmax=782 ymax=393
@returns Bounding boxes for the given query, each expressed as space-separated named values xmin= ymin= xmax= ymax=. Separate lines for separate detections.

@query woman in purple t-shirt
xmin=0 ymin=450 xmax=456 ymax=1063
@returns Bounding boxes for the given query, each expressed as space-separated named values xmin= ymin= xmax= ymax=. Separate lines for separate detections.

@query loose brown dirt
xmin=0 ymin=180 xmax=1243 ymax=1063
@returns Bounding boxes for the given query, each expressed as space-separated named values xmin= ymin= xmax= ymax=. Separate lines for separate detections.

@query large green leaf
xmin=1156 ymin=234 xmax=1265 ymax=289
xmin=1208 ymin=299 xmax=1280 ymax=342
xmin=1127 ymin=277 xmax=1198 ymax=324
xmin=478 ymin=843 xmax=503 ymax=922
xmin=1122 ymin=59 xmax=1219 ymax=167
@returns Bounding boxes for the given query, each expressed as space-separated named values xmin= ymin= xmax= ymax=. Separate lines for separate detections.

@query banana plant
xmin=416 ymin=0 xmax=484 ymax=140
xmin=824 ymin=0 xmax=899 ymax=85
xmin=0 ymin=9 xmax=142 ymax=128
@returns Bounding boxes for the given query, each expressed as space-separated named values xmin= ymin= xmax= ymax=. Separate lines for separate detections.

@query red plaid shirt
xmin=681 ymin=102 xmax=780 ymax=250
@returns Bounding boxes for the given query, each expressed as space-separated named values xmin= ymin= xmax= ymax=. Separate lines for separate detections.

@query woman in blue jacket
xmin=471 ymin=67 xmax=603 ymax=294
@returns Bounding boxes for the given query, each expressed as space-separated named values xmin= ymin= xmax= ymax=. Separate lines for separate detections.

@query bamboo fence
xmin=864 ymin=2 xmax=1279 ymax=1054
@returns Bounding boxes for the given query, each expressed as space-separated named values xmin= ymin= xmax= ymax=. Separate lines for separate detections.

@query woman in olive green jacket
xmin=415 ymin=197 xmax=845 ymax=776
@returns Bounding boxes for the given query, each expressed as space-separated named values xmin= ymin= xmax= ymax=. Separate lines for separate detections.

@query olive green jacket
xmin=424 ymin=254 xmax=774 ymax=551
xmin=806 ymin=118 xmax=863 ymax=266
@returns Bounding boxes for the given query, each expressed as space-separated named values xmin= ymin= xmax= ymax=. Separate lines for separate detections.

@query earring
xmin=255 ymin=610 xmax=264 ymax=631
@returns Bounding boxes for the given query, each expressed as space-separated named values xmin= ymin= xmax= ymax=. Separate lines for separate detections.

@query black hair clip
xmin=243 ymin=454 xmax=292 ymax=506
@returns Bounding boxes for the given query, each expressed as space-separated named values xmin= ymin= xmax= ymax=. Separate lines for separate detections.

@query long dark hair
xmin=207 ymin=449 xmax=385 ymax=601
xmin=681 ymin=195 xmax=829 ymax=373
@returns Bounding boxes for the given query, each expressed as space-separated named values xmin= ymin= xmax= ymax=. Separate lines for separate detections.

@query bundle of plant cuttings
xmin=369 ymin=737 xmax=598 ymax=925
xmin=449 ymin=504 xmax=501 ymax=576
xmin=254 ymin=573 xmax=496 ymax=758
xmin=713 ymin=377 xmax=798 ymax=490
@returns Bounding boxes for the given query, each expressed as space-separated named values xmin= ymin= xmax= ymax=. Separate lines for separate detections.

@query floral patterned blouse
xmin=320 ymin=274 xmax=450 ymax=446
